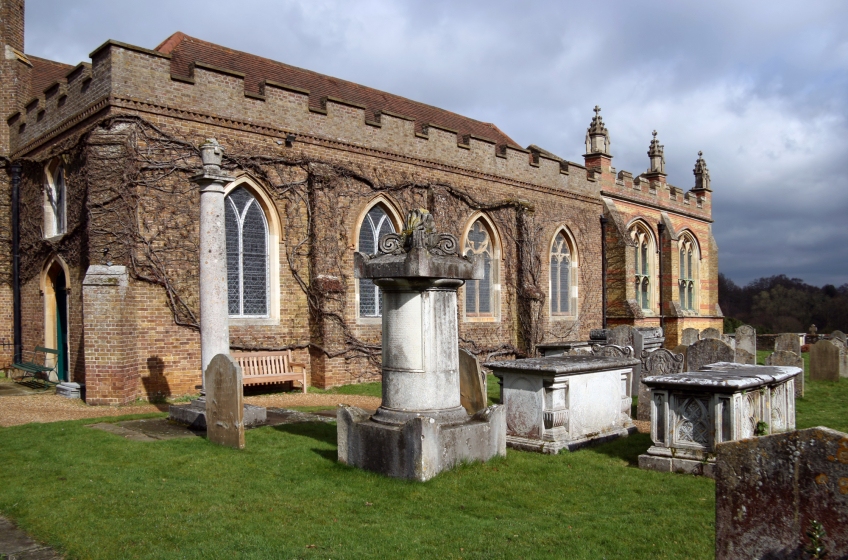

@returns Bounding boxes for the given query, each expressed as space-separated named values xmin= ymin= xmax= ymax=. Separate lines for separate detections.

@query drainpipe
xmin=600 ymin=215 xmax=608 ymax=330
xmin=656 ymin=221 xmax=665 ymax=332
xmin=11 ymin=161 xmax=22 ymax=363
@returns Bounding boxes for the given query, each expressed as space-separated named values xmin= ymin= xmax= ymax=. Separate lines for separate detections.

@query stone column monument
xmin=338 ymin=209 xmax=506 ymax=481
xmin=194 ymin=139 xmax=233 ymax=386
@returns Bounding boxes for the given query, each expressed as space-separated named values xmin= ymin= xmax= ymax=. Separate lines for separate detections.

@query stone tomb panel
xmin=382 ymin=291 xmax=423 ymax=371
xmin=504 ymin=375 xmax=544 ymax=438
xmin=567 ymin=369 xmax=623 ymax=439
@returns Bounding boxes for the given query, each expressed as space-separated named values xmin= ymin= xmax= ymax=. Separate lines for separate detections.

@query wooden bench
xmin=231 ymin=350 xmax=307 ymax=393
xmin=12 ymin=346 xmax=59 ymax=385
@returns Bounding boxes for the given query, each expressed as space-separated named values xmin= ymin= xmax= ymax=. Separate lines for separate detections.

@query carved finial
xmin=693 ymin=150 xmax=711 ymax=191
xmin=586 ymin=106 xmax=611 ymax=156
xmin=377 ymin=209 xmax=458 ymax=256
xmin=647 ymin=130 xmax=665 ymax=174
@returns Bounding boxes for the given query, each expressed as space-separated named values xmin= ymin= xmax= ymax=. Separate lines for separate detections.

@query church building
xmin=0 ymin=0 xmax=722 ymax=404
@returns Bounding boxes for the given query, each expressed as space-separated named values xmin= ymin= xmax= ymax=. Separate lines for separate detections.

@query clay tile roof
xmin=155 ymin=32 xmax=519 ymax=149
xmin=28 ymin=55 xmax=74 ymax=98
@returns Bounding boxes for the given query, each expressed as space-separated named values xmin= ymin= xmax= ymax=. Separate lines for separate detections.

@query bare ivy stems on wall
xmin=17 ymin=116 xmax=596 ymax=375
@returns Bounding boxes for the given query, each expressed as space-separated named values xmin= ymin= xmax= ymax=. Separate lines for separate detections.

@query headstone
xmin=810 ymin=339 xmax=842 ymax=381
xmin=832 ymin=338 xmax=848 ymax=378
xmin=686 ymin=338 xmax=735 ymax=372
xmin=832 ymin=330 xmax=847 ymax=344
xmin=765 ymin=350 xmax=805 ymax=397
xmin=607 ymin=325 xmax=634 ymax=347
xmin=459 ymin=348 xmax=487 ymax=415
xmin=721 ymin=334 xmax=736 ymax=351
xmin=592 ymin=344 xmax=633 ymax=359
xmin=775 ymin=333 xmax=802 ymax=356
xmin=637 ymin=349 xmax=684 ymax=420
xmin=205 ymin=353 xmax=245 ymax=449
xmin=715 ymin=427 xmax=848 ymax=559
xmin=671 ymin=344 xmax=688 ymax=370
xmin=701 ymin=327 xmax=721 ymax=340
xmin=566 ymin=347 xmax=594 ymax=356
xmin=681 ymin=328 xmax=700 ymax=346
xmin=734 ymin=325 xmax=756 ymax=365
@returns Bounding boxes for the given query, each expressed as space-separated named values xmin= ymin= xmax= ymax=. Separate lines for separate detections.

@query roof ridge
xmin=155 ymin=31 xmax=187 ymax=54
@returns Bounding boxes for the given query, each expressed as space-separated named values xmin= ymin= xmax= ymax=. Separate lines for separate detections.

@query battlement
xmin=8 ymin=39 xmax=599 ymax=198
xmin=604 ymin=167 xmax=711 ymax=219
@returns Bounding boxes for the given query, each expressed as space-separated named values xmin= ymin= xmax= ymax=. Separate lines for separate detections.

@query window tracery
xmin=465 ymin=219 xmax=496 ymax=317
xmin=357 ymin=204 xmax=395 ymax=317
xmin=550 ymin=230 xmax=575 ymax=316
xmin=226 ymin=187 xmax=269 ymax=317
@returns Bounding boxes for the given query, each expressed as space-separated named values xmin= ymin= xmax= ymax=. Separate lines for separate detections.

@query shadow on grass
xmin=272 ymin=421 xmax=337 ymax=446
xmin=586 ymin=432 xmax=652 ymax=467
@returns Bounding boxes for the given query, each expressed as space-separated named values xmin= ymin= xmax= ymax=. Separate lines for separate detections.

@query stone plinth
xmin=639 ymin=363 xmax=800 ymax=477
xmin=536 ymin=341 xmax=591 ymax=357
xmin=169 ymin=400 xmax=267 ymax=430
xmin=715 ymin=427 xmax=848 ymax=559
xmin=485 ymin=355 xmax=638 ymax=454
xmin=339 ymin=209 xmax=505 ymax=481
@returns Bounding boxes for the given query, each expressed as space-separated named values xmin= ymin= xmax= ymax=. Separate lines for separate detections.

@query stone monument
xmin=459 ymin=348 xmax=487 ymax=415
xmin=810 ymin=339 xmax=843 ymax=381
xmin=169 ymin=139 xmax=266 ymax=429
xmin=832 ymin=329 xmax=847 ymax=344
xmin=337 ymin=209 xmax=505 ymax=481
xmin=734 ymin=325 xmax=756 ymax=365
xmin=637 ymin=349 xmax=684 ymax=421
xmin=765 ymin=350 xmax=805 ymax=397
xmin=701 ymin=327 xmax=721 ymax=340
xmin=686 ymin=338 xmax=735 ymax=372
xmin=205 ymin=354 xmax=245 ymax=449
xmin=715 ymin=427 xmax=848 ymax=559
xmin=681 ymin=328 xmax=700 ymax=346
xmin=775 ymin=332 xmax=802 ymax=356
xmin=640 ymin=363 xmax=800 ymax=477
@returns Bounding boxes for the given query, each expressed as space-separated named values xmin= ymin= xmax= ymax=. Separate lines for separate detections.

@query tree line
xmin=719 ymin=274 xmax=848 ymax=334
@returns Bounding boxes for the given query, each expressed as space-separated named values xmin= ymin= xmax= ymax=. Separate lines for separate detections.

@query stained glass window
xmin=465 ymin=220 xmax=494 ymax=317
xmin=358 ymin=205 xmax=395 ymax=317
xmin=226 ymin=187 xmax=269 ymax=317
xmin=550 ymin=231 xmax=572 ymax=315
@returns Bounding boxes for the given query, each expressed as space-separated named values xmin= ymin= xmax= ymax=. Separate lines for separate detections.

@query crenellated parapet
xmin=7 ymin=39 xmax=596 ymax=198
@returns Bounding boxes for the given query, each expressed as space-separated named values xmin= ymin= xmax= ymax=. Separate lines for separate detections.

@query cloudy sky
xmin=24 ymin=0 xmax=848 ymax=287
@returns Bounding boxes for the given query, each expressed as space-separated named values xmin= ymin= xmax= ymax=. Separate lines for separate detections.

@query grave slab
xmin=765 ymin=350 xmax=805 ymax=397
xmin=810 ymin=339 xmax=843 ymax=381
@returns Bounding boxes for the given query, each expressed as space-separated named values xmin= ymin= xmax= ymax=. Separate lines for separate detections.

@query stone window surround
xmin=223 ymin=176 xmax=281 ymax=327
xmin=40 ymin=254 xmax=71 ymax=375
xmin=677 ymin=230 xmax=701 ymax=315
xmin=352 ymin=196 xmax=403 ymax=325
xmin=628 ymin=219 xmax=658 ymax=315
xmin=548 ymin=226 xmax=579 ymax=321
xmin=460 ymin=212 xmax=501 ymax=323
xmin=43 ymin=159 xmax=67 ymax=240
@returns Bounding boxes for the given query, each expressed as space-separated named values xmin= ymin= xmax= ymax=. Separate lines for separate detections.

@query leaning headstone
xmin=459 ymin=348 xmax=487 ymax=415
xmin=686 ymin=338 xmax=735 ymax=372
xmin=607 ymin=325 xmax=634 ymax=347
xmin=809 ymin=339 xmax=842 ymax=381
xmin=701 ymin=327 xmax=721 ymax=340
xmin=831 ymin=330 xmax=847 ymax=344
xmin=206 ymin=353 xmax=245 ymax=449
xmin=775 ymin=332 xmax=802 ymax=356
xmin=734 ymin=325 xmax=756 ymax=365
xmin=715 ymin=427 xmax=848 ymax=559
xmin=765 ymin=350 xmax=805 ymax=397
xmin=681 ymin=328 xmax=700 ymax=346
xmin=637 ymin=349 xmax=683 ymax=420
xmin=721 ymin=334 xmax=736 ymax=351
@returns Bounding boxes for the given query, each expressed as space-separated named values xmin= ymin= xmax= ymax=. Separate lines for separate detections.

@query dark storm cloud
xmin=25 ymin=0 xmax=848 ymax=286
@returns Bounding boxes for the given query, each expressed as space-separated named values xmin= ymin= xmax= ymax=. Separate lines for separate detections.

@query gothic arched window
xmin=630 ymin=223 xmax=654 ymax=311
xmin=550 ymin=230 xmax=575 ymax=316
xmin=465 ymin=219 xmax=496 ymax=317
xmin=679 ymin=233 xmax=699 ymax=312
xmin=358 ymin=204 xmax=396 ymax=317
xmin=226 ymin=187 xmax=269 ymax=317
xmin=44 ymin=162 xmax=66 ymax=238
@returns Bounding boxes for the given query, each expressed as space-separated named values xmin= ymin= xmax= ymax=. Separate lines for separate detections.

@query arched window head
xmin=678 ymin=234 xmax=699 ymax=312
xmin=550 ymin=230 xmax=575 ymax=316
xmin=44 ymin=162 xmax=67 ymax=237
xmin=358 ymin=204 xmax=396 ymax=317
xmin=465 ymin=219 xmax=495 ymax=317
xmin=226 ymin=187 xmax=269 ymax=317
xmin=629 ymin=224 xmax=654 ymax=311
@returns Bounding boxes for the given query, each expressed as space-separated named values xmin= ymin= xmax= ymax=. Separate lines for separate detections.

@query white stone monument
xmin=337 ymin=209 xmax=506 ymax=481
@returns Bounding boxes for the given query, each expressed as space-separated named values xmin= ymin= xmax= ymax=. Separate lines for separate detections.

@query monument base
xmin=168 ymin=398 xmax=267 ymax=430
xmin=506 ymin=423 xmax=636 ymax=454
xmin=337 ymin=404 xmax=506 ymax=481
xmin=638 ymin=446 xmax=716 ymax=478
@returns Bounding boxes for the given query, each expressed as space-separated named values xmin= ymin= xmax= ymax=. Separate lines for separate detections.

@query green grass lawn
xmin=1 ymin=362 xmax=845 ymax=559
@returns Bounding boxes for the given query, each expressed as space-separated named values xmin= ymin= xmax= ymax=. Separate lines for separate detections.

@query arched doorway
xmin=43 ymin=260 xmax=69 ymax=383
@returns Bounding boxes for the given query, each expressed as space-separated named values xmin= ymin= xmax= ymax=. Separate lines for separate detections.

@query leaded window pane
xmin=641 ymin=278 xmax=649 ymax=309
xmin=641 ymin=243 xmax=648 ymax=276
xmin=559 ymin=258 xmax=570 ymax=313
xmin=358 ymin=205 xmax=394 ymax=317
xmin=55 ymin=167 xmax=66 ymax=234
xmin=225 ymin=187 xmax=269 ymax=317
xmin=465 ymin=221 xmax=494 ymax=316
